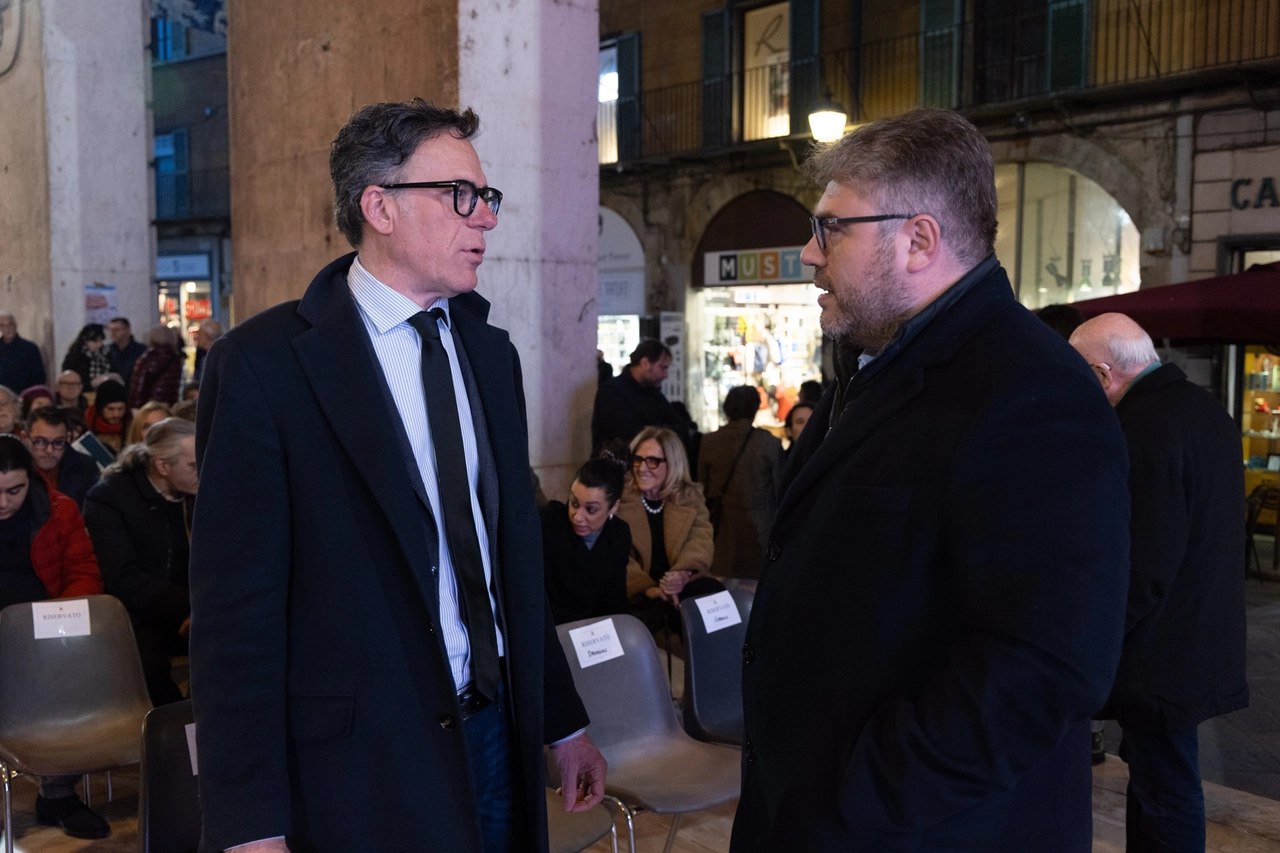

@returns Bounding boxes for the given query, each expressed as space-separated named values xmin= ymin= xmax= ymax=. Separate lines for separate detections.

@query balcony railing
xmin=607 ymin=0 xmax=1280 ymax=165
xmin=156 ymin=168 xmax=230 ymax=220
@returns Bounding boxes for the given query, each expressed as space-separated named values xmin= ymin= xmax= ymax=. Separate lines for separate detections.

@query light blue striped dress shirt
xmin=347 ymin=256 xmax=505 ymax=691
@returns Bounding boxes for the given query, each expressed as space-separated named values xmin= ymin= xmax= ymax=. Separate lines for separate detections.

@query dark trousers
xmin=463 ymin=681 xmax=521 ymax=853
xmin=1119 ymin=725 xmax=1205 ymax=853
xmin=134 ymin=619 xmax=187 ymax=706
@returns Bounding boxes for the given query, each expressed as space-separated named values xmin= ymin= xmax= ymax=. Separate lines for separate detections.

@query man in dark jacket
xmin=0 ymin=312 xmax=47 ymax=394
xmin=591 ymin=338 xmax=688 ymax=450
xmin=83 ymin=418 xmax=197 ymax=706
xmin=106 ymin=316 xmax=147 ymax=388
xmin=731 ymin=109 xmax=1131 ymax=853
xmin=1071 ymin=313 xmax=1247 ymax=852
xmin=25 ymin=407 xmax=99 ymax=507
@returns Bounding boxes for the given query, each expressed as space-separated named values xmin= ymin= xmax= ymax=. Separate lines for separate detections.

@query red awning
xmin=1072 ymin=263 xmax=1280 ymax=345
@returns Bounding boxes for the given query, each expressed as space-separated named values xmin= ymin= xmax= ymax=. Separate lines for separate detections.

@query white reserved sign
xmin=567 ymin=618 xmax=625 ymax=669
xmin=185 ymin=723 xmax=199 ymax=775
xmin=695 ymin=591 xmax=742 ymax=633
xmin=32 ymin=600 xmax=91 ymax=639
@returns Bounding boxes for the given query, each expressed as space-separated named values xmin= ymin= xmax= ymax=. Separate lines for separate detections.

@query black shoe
xmin=34 ymin=794 xmax=111 ymax=839
xmin=1091 ymin=730 xmax=1107 ymax=765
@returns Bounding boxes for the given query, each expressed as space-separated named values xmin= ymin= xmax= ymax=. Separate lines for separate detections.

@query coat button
xmin=439 ymin=715 xmax=456 ymax=731
xmin=742 ymin=644 xmax=755 ymax=664
xmin=766 ymin=540 xmax=780 ymax=561
xmin=745 ymin=740 xmax=756 ymax=763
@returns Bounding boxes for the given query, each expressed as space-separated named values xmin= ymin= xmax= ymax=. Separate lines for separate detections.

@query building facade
xmin=596 ymin=0 xmax=1280 ymax=430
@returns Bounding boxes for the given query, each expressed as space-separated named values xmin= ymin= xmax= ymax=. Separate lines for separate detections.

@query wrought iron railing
xmin=155 ymin=168 xmax=230 ymax=220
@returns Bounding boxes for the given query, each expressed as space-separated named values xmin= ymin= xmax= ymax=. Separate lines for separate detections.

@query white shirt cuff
xmin=549 ymin=727 xmax=587 ymax=746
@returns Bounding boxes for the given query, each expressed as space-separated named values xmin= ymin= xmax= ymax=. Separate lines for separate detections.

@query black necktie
xmin=406 ymin=308 xmax=500 ymax=701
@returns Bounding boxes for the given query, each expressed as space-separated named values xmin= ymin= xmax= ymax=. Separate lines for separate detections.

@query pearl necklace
xmin=640 ymin=496 xmax=664 ymax=515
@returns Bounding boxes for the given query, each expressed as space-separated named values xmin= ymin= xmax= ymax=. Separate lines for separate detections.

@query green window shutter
xmin=172 ymin=127 xmax=191 ymax=218
xmin=1047 ymin=0 xmax=1087 ymax=91
xmin=789 ymin=0 xmax=820 ymax=135
xmin=616 ymin=32 xmax=641 ymax=161
xmin=919 ymin=0 xmax=960 ymax=108
xmin=702 ymin=9 xmax=731 ymax=150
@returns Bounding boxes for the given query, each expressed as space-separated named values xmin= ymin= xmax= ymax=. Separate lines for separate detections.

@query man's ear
xmin=359 ymin=186 xmax=396 ymax=238
xmin=903 ymin=215 xmax=944 ymax=274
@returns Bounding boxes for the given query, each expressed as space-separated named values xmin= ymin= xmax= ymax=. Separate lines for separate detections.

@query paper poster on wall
xmin=32 ymin=599 xmax=91 ymax=639
xmin=84 ymin=284 xmax=117 ymax=326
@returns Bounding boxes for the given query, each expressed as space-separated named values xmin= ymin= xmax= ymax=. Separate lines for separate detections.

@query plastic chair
xmin=679 ymin=588 xmax=753 ymax=745
xmin=140 ymin=699 xmax=200 ymax=853
xmin=546 ymin=788 xmax=617 ymax=853
xmin=556 ymin=614 xmax=740 ymax=853
xmin=0 ymin=595 xmax=152 ymax=853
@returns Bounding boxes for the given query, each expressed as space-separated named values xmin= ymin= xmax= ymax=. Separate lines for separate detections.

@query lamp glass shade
xmin=808 ymin=108 xmax=848 ymax=143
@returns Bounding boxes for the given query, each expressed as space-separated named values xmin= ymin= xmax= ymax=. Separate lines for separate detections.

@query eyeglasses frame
xmin=632 ymin=455 xmax=667 ymax=470
xmin=379 ymin=179 xmax=503 ymax=218
xmin=809 ymin=213 xmax=919 ymax=253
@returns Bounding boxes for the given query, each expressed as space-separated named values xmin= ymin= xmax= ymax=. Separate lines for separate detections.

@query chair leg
xmin=82 ymin=773 xmax=91 ymax=807
xmin=661 ymin=812 xmax=684 ymax=853
xmin=3 ymin=764 xmax=13 ymax=853
xmin=603 ymin=795 xmax=636 ymax=853
xmin=609 ymin=820 xmax=619 ymax=853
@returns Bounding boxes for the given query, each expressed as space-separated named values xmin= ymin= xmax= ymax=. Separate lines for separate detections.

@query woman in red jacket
xmin=0 ymin=434 xmax=110 ymax=840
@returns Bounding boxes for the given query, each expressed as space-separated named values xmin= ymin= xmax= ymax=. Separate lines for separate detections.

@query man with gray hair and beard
xmin=732 ymin=109 xmax=1131 ymax=852
xmin=1071 ymin=313 xmax=1246 ymax=853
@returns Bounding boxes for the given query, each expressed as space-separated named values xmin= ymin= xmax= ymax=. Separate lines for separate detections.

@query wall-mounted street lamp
xmin=808 ymin=96 xmax=849 ymax=144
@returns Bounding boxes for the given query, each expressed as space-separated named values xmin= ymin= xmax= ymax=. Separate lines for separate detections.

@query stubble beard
xmin=816 ymin=244 xmax=916 ymax=353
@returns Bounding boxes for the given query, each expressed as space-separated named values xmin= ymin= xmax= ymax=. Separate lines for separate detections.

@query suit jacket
xmin=697 ymin=420 xmax=783 ymax=579
xmin=1098 ymin=363 xmax=1248 ymax=730
xmin=189 ymin=253 xmax=589 ymax=853
xmin=731 ymin=261 xmax=1131 ymax=853
xmin=615 ymin=480 xmax=714 ymax=599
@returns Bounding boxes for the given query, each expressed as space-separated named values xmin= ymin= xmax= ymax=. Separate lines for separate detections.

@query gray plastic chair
xmin=546 ymin=787 xmax=617 ymax=853
xmin=0 ymin=595 xmax=152 ymax=853
xmin=556 ymin=614 xmax=740 ymax=853
xmin=679 ymin=588 xmax=753 ymax=745
xmin=140 ymin=699 xmax=201 ymax=853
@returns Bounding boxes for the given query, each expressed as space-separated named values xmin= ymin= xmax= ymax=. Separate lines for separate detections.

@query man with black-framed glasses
xmin=24 ymin=406 xmax=98 ymax=508
xmin=190 ymin=99 xmax=604 ymax=853
xmin=733 ymin=109 xmax=1131 ymax=853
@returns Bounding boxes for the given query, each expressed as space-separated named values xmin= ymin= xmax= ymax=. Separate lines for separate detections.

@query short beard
xmin=817 ymin=240 xmax=916 ymax=352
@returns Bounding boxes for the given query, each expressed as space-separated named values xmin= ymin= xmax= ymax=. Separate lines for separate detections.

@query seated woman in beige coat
xmin=616 ymin=426 xmax=721 ymax=633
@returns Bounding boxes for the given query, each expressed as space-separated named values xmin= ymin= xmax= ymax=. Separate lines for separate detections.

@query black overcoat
xmin=731 ymin=262 xmax=1131 ymax=852
xmin=1098 ymin=363 xmax=1248 ymax=730
xmin=189 ymin=254 xmax=589 ymax=853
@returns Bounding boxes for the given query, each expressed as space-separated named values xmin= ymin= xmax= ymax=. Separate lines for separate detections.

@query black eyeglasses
xmin=379 ymin=179 xmax=502 ymax=217
xmin=632 ymin=455 xmax=667 ymax=470
xmin=29 ymin=438 xmax=67 ymax=451
xmin=809 ymin=214 xmax=918 ymax=252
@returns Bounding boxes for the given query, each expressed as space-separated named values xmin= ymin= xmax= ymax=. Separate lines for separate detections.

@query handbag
xmin=706 ymin=427 xmax=756 ymax=536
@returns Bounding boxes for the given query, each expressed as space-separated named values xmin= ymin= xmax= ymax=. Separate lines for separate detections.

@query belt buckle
xmin=457 ymin=685 xmax=491 ymax=721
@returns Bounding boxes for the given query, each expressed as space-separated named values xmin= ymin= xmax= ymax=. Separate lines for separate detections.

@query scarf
xmin=83 ymin=345 xmax=111 ymax=381
xmin=85 ymin=405 xmax=124 ymax=437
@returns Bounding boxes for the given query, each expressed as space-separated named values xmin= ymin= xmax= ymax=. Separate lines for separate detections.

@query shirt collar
xmin=1119 ymin=360 xmax=1162 ymax=402
xmin=348 ymin=255 xmax=451 ymax=334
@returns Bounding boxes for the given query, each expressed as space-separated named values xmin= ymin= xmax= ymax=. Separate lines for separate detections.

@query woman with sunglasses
xmin=616 ymin=426 xmax=720 ymax=634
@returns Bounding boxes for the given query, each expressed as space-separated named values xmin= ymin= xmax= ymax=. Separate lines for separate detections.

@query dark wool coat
xmin=1098 ymin=363 xmax=1248 ymax=731
xmin=126 ymin=345 xmax=183 ymax=409
xmin=188 ymin=254 xmax=589 ymax=853
xmin=731 ymin=260 xmax=1131 ymax=853
xmin=0 ymin=335 xmax=47 ymax=394
xmin=540 ymin=501 xmax=631 ymax=624
xmin=697 ymin=420 xmax=783 ymax=579
xmin=590 ymin=368 xmax=688 ymax=450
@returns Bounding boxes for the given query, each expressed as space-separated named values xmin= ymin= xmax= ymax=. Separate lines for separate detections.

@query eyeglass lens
xmin=810 ymin=217 xmax=827 ymax=252
xmin=632 ymin=455 xmax=666 ymax=469
xmin=454 ymin=180 xmax=502 ymax=217
xmin=31 ymin=438 xmax=66 ymax=450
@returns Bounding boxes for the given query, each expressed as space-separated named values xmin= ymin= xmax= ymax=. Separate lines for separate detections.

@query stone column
xmin=227 ymin=0 xmax=599 ymax=499
xmin=0 ymin=0 xmax=153 ymax=378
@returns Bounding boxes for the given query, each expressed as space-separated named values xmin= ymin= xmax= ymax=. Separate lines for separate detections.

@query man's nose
xmin=800 ymin=235 xmax=825 ymax=267
xmin=471 ymin=203 xmax=498 ymax=231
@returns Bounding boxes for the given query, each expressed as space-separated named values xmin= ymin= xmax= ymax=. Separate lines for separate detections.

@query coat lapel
xmin=290 ymin=256 xmax=440 ymax=617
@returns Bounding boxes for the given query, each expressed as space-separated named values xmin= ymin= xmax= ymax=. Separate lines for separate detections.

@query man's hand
xmin=227 ymin=840 xmax=290 ymax=853
xmin=550 ymin=732 xmax=607 ymax=812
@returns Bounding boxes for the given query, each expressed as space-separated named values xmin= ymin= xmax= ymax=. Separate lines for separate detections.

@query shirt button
xmin=439 ymin=715 xmax=456 ymax=731
xmin=767 ymin=541 xmax=781 ymax=561
xmin=742 ymin=644 xmax=755 ymax=664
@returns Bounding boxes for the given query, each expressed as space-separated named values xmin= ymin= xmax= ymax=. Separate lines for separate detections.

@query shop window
xmin=743 ymin=2 xmax=791 ymax=141
xmin=920 ymin=0 xmax=961 ymax=108
xmin=994 ymin=162 xmax=1140 ymax=309
xmin=598 ymin=45 xmax=619 ymax=164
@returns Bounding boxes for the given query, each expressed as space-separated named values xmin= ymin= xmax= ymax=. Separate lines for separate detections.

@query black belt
xmin=456 ymin=684 xmax=491 ymax=720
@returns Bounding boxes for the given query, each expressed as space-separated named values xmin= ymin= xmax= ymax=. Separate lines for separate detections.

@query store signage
xmin=703 ymin=246 xmax=813 ymax=286
xmin=1230 ymin=177 xmax=1280 ymax=210
xmin=184 ymin=299 xmax=212 ymax=321
xmin=157 ymin=253 xmax=210 ymax=279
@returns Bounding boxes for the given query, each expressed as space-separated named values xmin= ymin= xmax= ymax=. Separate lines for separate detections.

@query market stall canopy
xmin=1072 ymin=263 xmax=1280 ymax=345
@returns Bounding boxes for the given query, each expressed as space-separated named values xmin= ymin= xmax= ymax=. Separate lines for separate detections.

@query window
xmin=151 ymin=18 xmax=187 ymax=63
xmin=154 ymin=129 xmax=190 ymax=219
xmin=920 ymin=0 xmax=961 ymax=108
xmin=743 ymin=2 xmax=790 ymax=141
xmin=972 ymin=0 xmax=1087 ymax=105
xmin=598 ymin=46 xmax=619 ymax=164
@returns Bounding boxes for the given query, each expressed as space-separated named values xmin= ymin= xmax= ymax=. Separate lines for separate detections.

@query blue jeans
xmin=463 ymin=682 xmax=521 ymax=853
xmin=1118 ymin=726 xmax=1205 ymax=853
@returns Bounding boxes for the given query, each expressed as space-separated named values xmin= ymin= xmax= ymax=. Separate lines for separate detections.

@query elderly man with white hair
xmin=1070 ymin=312 xmax=1248 ymax=853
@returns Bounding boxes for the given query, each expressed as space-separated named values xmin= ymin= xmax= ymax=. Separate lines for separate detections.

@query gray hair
xmin=0 ymin=385 xmax=15 ymax=406
xmin=199 ymin=319 xmax=224 ymax=339
xmin=102 ymin=417 xmax=195 ymax=479
xmin=806 ymin=108 xmax=998 ymax=267
xmin=1106 ymin=328 xmax=1159 ymax=372
xmin=329 ymin=99 xmax=481 ymax=249
xmin=147 ymin=325 xmax=179 ymax=348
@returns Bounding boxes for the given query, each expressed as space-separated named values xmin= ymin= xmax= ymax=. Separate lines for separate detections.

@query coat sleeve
xmin=838 ymin=369 xmax=1130 ymax=838
xmin=670 ymin=492 xmax=714 ymax=577
xmin=83 ymin=488 xmax=188 ymax=625
xmin=54 ymin=498 xmax=104 ymax=597
xmin=189 ymin=335 xmax=295 ymax=850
